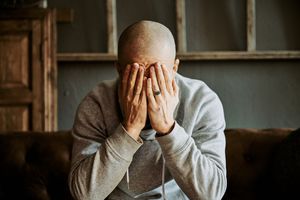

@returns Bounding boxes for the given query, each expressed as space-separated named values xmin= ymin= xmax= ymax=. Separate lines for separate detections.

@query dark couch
xmin=0 ymin=128 xmax=296 ymax=200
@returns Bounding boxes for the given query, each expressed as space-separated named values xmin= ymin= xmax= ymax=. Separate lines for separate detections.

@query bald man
xmin=69 ymin=21 xmax=227 ymax=200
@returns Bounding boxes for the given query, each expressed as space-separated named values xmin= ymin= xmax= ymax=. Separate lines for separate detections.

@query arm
xmin=69 ymin=95 xmax=142 ymax=200
xmin=69 ymin=63 xmax=147 ymax=200
xmin=147 ymin=63 xmax=226 ymax=199
xmin=157 ymin=99 xmax=226 ymax=200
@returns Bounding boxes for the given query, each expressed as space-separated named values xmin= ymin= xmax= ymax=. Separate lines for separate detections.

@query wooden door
xmin=0 ymin=9 xmax=57 ymax=132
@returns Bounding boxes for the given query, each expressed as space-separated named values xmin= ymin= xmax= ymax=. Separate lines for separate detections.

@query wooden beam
xmin=176 ymin=0 xmax=187 ymax=53
xmin=247 ymin=0 xmax=256 ymax=51
xmin=57 ymin=53 xmax=117 ymax=61
xmin=106 ymin=0 xmax=117 ymax=54
xmin=178 ymin=51 xmax=300 ymax=60
xmin=57 ymin=51 xmax=300 ymax=62
xmin=56 ymin=8 xmax=74 ymax=23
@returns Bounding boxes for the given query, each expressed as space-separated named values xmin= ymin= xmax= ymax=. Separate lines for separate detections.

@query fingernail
xmin=133 ymin=63 xmax=139 ymax=69
xmin=156 ymin=62 xmax=161 ymax=68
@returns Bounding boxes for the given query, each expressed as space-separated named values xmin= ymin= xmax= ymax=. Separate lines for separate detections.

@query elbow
xmin=214 ymin=168 xmax=227 ymax=200
xmin=68 ymin=165 xmax=108 ymax=200
xmin=68 ymin=169 xmax=85 ymax=200
xmin=204 ymin=167 xmax=227 ymax=200
xmin=68 ymin=167 xmax=94 ymax=200
xmin=192 ymin=166 xmax=227 ymax=200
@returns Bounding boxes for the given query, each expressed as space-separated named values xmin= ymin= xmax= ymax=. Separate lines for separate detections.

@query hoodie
xmin=69 ymin=73 xmax=227 ymax=200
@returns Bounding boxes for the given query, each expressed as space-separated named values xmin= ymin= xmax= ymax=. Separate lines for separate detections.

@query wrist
xmin=122 ymin=124 xmax=142 ymax=140
xmin=156 ymin=120 xmax=175 ymax=136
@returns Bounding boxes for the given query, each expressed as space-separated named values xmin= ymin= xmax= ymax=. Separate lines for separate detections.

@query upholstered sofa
xmin=0 ymin=128 xmax=298 ymax=200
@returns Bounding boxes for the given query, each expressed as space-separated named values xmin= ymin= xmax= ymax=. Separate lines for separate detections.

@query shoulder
xmin=76 ymin=79 xmax=118 ymax=115
xmin=175 ymin=74 xmax=225 ymax=131
xmin=176 ymin=74 xmax=220 ymax=107
xmin=89 ymin=79 xmax=118 ymax=100
xmin=72 ymin=78 xmax=119 ymax=134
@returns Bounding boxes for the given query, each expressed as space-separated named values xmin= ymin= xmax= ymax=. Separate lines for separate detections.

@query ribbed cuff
xmin=156 ymin=122 xmax=190 ymax=156
xmin=106 ymin=124 xmax=143 ymax=162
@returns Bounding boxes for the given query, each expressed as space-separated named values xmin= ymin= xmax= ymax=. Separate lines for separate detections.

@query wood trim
xmin=247 ymin=0 xmax=256 ymax=51
xmin=0 ymin=8 xmax=74 ymax=23
xmin=57 ymin=53 xmax=117 ymax=61
xmin=56 ymin=8 xmax=74 ymax=23
xmin=31 ymin=19 xmax=43 ymax=131
xmin=106 ymin=0 xmax=117 ymax=54
xmin=176 ymin=0 xmax=187 ymax=53
xmin=0 ymin=20 xmax=32 ymax=31
xmin=51 ymin=9 xmax=58 ymax=131
xmin=0 ymin=9 xmax=49 ymax=19
xmin=57 ymin=51 xmax=300 ymax=62
xmin=178 ymin=51 xmax=300 ymax=60
xmin=43 ymin=9 xmax=57 ymax=131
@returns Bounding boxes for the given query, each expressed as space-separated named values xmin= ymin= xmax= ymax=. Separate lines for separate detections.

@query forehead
xmin=125 ymin=54 xmax=173 ymax=66
xmin=119 ymin=44 xmax=175 ymax=67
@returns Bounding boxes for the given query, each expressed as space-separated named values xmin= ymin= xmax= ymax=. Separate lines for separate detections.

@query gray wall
xmin=49 ymin=0 xmax=300 ymax=130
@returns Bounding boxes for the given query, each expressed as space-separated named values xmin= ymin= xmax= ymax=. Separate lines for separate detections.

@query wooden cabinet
xmin=0 ymin=9 xmax=57 ymax=132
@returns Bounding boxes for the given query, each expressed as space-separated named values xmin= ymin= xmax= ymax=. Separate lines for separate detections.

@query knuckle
xmin=133 ymin=99 xmax=139 ymax=106
xmin=155 ymin=106 xmax=161 ymax=112
xmin=136 ymin=86 xmax=141 ymax=92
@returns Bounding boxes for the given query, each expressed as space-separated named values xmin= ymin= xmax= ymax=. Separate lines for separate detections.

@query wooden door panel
xmin=0 ymin=106 xmax=29 ymax=132
xmin=0 ymin=9 xmax=57 ymax=132
xmin=0 ymin=33 xmax=29 ymax=88
xmin=0 ymin=19 xmax=36 ymax=132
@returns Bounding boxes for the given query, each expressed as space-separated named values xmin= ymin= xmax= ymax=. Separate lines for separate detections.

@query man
xmin=69 ymin=20 xmax=227 ymax=200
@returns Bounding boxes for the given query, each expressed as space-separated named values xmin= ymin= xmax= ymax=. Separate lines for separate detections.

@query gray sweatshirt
xmin=69 ymin=73 xmax=227 ymax=200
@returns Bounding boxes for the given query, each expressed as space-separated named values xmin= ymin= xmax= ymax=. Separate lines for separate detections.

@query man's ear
xmin=115 ymin=62 xmax=122 ymax=75
xmin=172 ymin=58 xmax=180 ymax=78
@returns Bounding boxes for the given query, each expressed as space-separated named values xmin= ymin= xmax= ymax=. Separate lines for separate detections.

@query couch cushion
xmin=0 ymin=131 xmax=73 ymax=200
xmin=268 ymin=128 xmax=300 ymax=200
xmin=223 ymin=128 xmax=293 ymax=200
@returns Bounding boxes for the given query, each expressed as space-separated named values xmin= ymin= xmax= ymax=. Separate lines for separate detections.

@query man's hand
xmin=121 ymin=63 xmax=147 ymax=140
xmin=146 ymin=63 xmax=179 ymax=135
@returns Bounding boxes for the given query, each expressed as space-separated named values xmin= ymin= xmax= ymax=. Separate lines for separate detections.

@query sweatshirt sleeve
xmin=156 ymin=91 xmax=227 ymax=200
xmin=68 ymin=94 xmax=143 ymax=200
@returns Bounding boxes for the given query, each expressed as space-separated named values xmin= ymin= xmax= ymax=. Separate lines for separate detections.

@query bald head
xmin=118 ymin=20 xmax=176 ymax=68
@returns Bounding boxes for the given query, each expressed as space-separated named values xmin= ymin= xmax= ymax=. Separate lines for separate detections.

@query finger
xmin=161 ymin=64 xmax=172 ymax=95
xmin=134 ymin=67 xmax=144 ymax=95
xmin=146 ymin=78 xmax=157 ymax=106
xmin=172 ymin=79 xmax=178 ymax=96
xmin=121 ymin=64 xmax=131 ymax=99
xmin=127 ymin=63 xmax=139 ymax=99
xmin=133 ymin=67 xmax=144 ymax=104
xmin=140 ymin=77 xmax=147 ymax=103
xmin=154 ymin=63 xmax=167 ymax=96
xmin=150 ymin=66 xmax=161 ymax=98
xmin=150 ymin=68 xmax=163 ymax=103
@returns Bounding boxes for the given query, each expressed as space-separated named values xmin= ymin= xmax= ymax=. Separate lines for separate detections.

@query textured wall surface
xmin=48 ymin=0 xmax=300 ymax=130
